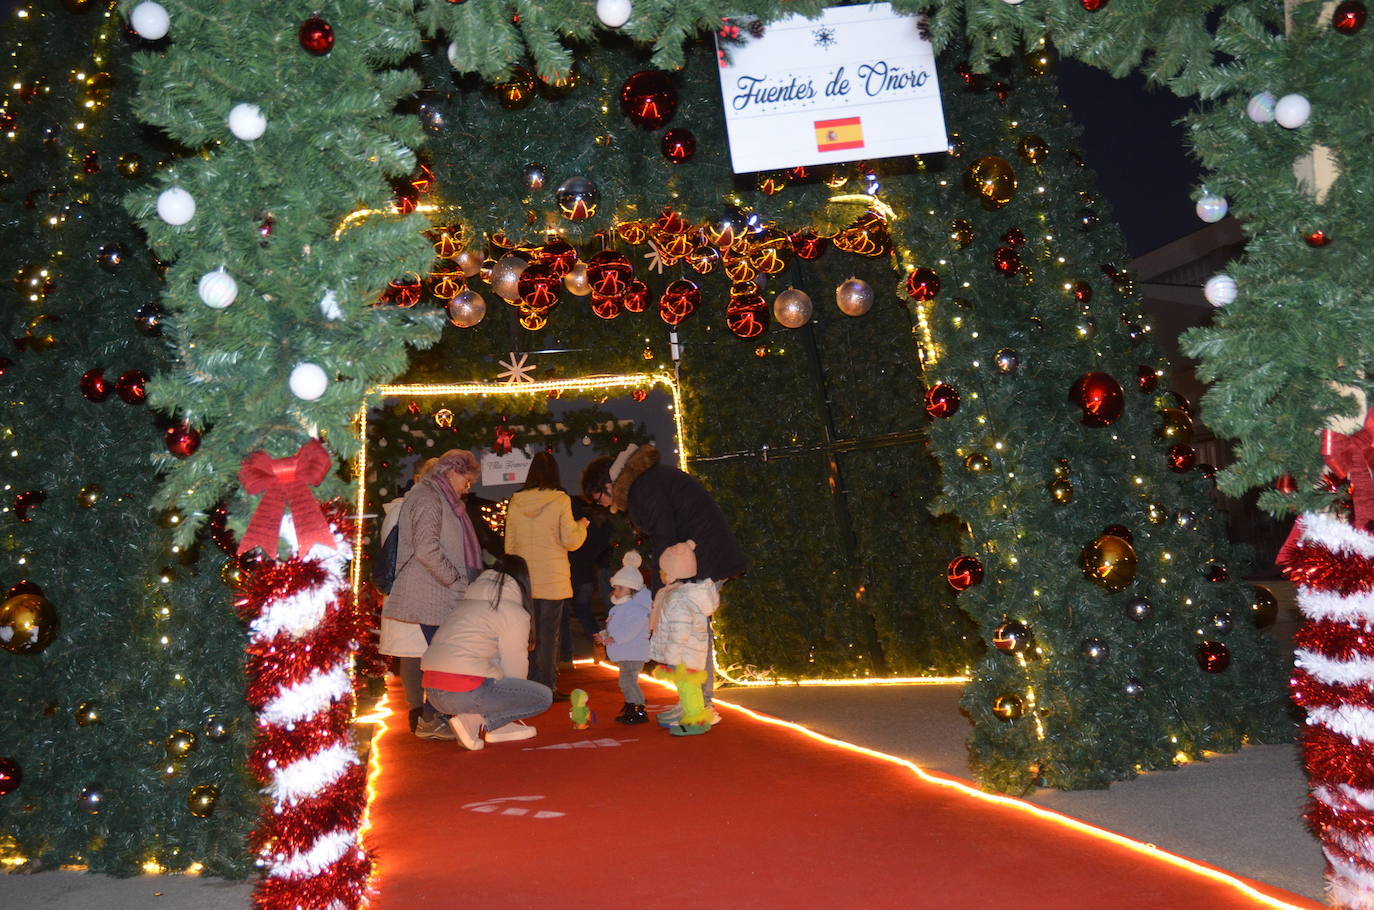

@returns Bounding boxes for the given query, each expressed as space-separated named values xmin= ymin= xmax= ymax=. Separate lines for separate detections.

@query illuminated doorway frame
xmin=349 ymin=370 xmax=686 ymax=597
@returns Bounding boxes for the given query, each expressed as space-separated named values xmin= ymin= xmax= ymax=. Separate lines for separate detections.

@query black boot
xmin=622 ymin=704 xmax=648 ymax=725
xmin=614 ymin=702 xmax=635 ymax=724
xmin=408 ymin=707 xmax=423 ymax=733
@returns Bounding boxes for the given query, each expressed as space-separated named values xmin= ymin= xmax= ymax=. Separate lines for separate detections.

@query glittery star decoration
xmin=497 ymin=352 xmax=536 ymax=383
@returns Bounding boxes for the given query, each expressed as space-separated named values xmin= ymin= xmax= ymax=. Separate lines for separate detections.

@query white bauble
xmin=773 ymin=288 xmax=814 ymax=329
xmin=447 ymin=290 xmax=487 ymax=328
xmin=563 ymin=262 xmax=591 ymax=296
xmin=289 ymin=363 xmax=328 ymax=401
xmin=1002 ymin=0 xmax=1026 ymax=4
xmin=197 ymin=268 xmax=238 ymax=309
xmin=446 ymin=42 xmax=459 ymax=67
xmin=1245 ymin=91 xmax=1276 ymax=124
xmin=156 ymin=187 xmax=195 ymax=225
xmin=490 ymin=255 xmax=527 ymax=301
xmin=1195 ymin=193 xmax=1228 ymax=224
xmin=227 ymin=103 xmax=267 ymax=141
xmin=129 ymin=2 xmax=169 ymax=40
xmin=835 ymin=278 xmax=874 ymax=317
xmin=1274 ymin=94 xmax=1311 ymax=129
xmin=596 ymin=0 xmax=633 ymax=27
xmin=1204 ymin=274 xmax=1237 ymax=307
xmin=318 ymin=289 xmax=342 ymax=321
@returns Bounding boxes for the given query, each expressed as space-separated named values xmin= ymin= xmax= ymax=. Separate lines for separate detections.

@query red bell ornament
xmin=622 ymin=279 xmax=649 ymax=313
xmin=946 ymin=555 xmax=984 ymax=591
xmin=619 ymin=71 xmax=678 ymax=129
xmin=725 ymin=292 xmax=768 ymax=339
xmin=538 ymin=238 xmax=578 ymax=280
xmin=517 ymin=262 xmax=559 ymax=310
xmin=658 ymin=279 xmax=700 ymax=326
xmin=591 ymin=295 xmax=622 ymax=319
xmin=298 ymin=17 xmax=334 ymax=56
xmin=789 ymin=229 xmax=827 ymax=261
xmin=585 ymin=251 xmax=633 ymax=298
xmin=905 ymin=267 xmax=941 ymax=301
xmin=1069 ymin=372 xmax=1124 ymax=426
xmin=925 ymin=383 xmax=960 ymax=419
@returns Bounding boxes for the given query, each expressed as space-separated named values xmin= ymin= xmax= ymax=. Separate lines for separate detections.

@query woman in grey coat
xmin=382 ymin=448 xmax=483 ymax=739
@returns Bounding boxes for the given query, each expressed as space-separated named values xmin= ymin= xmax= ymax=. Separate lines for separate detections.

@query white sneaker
xmin=485 ymin=720 xmax=537 ymax=743
xmin=448 ymin=714 xmax=484 ymax=751
xmin=708 ymin=707 xmax=722 ymax=726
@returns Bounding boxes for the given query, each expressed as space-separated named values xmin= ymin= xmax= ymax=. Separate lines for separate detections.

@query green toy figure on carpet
xmin=653 ymin=664 xmax=710 ymax=736
xmin=569 ymin=688 xmax=592 ymax=729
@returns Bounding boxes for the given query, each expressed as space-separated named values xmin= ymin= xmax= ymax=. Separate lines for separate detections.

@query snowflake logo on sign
xmin=463 ymin=795 xmax=565 ymax=819
xmin=813 ymin=26 xmax=837 ymax=50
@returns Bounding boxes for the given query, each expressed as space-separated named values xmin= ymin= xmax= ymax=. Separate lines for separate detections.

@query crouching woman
xmin=421 ymin=555 xmax=553 ymax=750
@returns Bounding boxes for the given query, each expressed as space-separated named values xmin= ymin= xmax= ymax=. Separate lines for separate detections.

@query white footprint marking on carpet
xmin=521 ymin=737 xmax=638 ymax=751
xmin=462 ymin=795 xmax=565 ymax=819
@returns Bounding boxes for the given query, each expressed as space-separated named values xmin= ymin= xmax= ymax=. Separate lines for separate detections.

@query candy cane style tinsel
xmin=1287 ymin=512 xmax=1374 ymax=910
xmin=237 ymin=522 xmax=372 ymax=909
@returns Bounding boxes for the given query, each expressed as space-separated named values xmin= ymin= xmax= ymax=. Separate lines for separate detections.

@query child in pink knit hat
xmin=647 ymin=540 xmax=719 ymax=736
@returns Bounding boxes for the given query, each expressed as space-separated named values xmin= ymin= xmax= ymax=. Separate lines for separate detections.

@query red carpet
xmin=363 ymin=665 xmax=1322 ymax=909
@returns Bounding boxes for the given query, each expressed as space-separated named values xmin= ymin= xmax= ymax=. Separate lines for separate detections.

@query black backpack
xmin=373 ymin=522 xmax=401 ymax=594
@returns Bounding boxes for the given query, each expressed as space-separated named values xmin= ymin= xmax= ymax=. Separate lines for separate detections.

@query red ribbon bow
xmin=237 ymin=439 xmax=335 ymax=556
xmin=494 ymin=426 xmax=515 ymax=456
xmin=1322 ymin=407 xmax=1374 ymax=529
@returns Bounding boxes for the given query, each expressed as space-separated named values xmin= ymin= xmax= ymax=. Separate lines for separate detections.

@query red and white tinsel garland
xmin=1288 ymin=512 xmax=1374 ymax=910
xmin=237 ymin=515 xmax=373 ymax=909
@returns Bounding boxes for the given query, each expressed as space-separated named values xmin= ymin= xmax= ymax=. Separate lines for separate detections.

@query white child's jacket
xmin=647 ymin=580 xmax=718 ymax=670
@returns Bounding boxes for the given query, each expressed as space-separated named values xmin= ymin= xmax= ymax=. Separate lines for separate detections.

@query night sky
xmin=1056 ymin=59 xmax=1204 ymax=258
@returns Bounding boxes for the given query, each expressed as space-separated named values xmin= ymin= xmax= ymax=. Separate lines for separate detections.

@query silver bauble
xmin=455 ymin=249 xmax=483 ymax=278
xmin=835 ymin=278 xmax=873 ymax=317
xmin=447 ymin=290 xmax=487 ymax=328
xmin=490 ymin=255 xmax=527 ymax=301
xmin=563 ymin=262 xmax=592 ymax=297
xmin=1080 ymin=636 xmax=1110 ymax=664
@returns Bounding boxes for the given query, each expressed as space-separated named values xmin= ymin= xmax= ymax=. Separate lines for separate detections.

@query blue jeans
xmin=529 ymin=598 xmax=564 ymax=690
xmin=426 ymin=678 xmax=552 ymax=732
xmin=560 ymin=573 xmax=607 ymax=661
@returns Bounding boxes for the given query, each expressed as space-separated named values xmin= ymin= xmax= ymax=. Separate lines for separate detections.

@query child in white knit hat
xmin=598 ymin=550 xmax=652 ymax=724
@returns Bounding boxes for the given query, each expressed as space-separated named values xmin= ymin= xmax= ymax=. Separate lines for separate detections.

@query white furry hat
xmin=609 ymin=550 xmax=645 ymax=591
xmin=608 ymin=444 xmax=639 ymax=481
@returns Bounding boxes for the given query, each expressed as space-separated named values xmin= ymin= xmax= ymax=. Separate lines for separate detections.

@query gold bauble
xmin=1146 ymin=502 xmax=1169 ymax=525
xmin=0 ymin=593 xmax=59 ymax=654
xmin=76 ymin=484 xmax=102 ymax=508
xmin=949 ymin=219 xmax=974 ymax=249
xmin=220 ymin=560 xmax=244 ymax=588
xmin=1079 ymin=535 xmax=1137 ymax=592
xmin=494 ymin=67 xmax=537 ymax=109
xmin=166 ymin=729 xmax=198 ymax=759
xmin=116 ymin=153 xmax=142 ymax=178
xmin=187 ymin=784 xmax=219 ymax=819
xmin=1048 ymin=478 xmax=1074 ymax=504
xmin=1053 ymin=459 xmax=1071 ymax=480
xmin=75 ymin=701 xmax=100 ymax=726
xmin=965 ymin=156 xmax=1017 ymax=209
xmin=1156 ymin=407 xmax=1194 ymax=445
xmin=1017 ymin=135 xmax=1049 ymax=166
xmin=992 ymin=694 xmax=1024 ymax=720
xmin=563 ymin=262 xmax=591 ymax=297
xmin=964 ymin=452 xmax=991 ymax=475
xmin=1250 ymin=585 xmax=1279 ymax=628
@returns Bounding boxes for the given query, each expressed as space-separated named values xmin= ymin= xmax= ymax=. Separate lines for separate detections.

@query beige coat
xmin=383 ymin=481 xmax=473 ymax=626
xmin=503 ymin=488 xmax=586 ymax=600
xmin=421 ymin=571 xmax=531 ymax=681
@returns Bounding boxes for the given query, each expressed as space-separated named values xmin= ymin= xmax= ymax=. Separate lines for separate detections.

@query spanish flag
xmin=815 ymin=116 xmax=864 ymax=153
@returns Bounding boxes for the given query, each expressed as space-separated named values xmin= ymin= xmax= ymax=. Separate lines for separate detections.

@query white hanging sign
xmin=715 ymin=3 xmax=947 ymax=174
xmin=481 ymin=448 xmax=532 ymax=486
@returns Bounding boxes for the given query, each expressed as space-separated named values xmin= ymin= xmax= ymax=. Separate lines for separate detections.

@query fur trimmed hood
xmin=611 ymin=443 xmax=660 ymax=512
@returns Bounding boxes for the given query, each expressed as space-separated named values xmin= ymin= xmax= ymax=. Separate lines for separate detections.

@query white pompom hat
xmin=610 ymin=550 xmax=645 ymax=591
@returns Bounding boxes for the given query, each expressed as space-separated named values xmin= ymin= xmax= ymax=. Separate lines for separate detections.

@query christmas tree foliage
xmin=0 ymin=2 xmax=255 ymax=875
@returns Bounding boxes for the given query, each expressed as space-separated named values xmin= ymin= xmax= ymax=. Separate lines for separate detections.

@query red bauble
xmin=590 ymin=295 xmax=622 ymax=319
xmin=0 ymin=757 xmax=20 ymax=796
xmin=115 ymin=369 xmax=148 ymax=404
xmin=586 ymin=251 xmax=633 ymax=298
xmin=654 ymin=208 xmax=689 ymax=236
xmin=1002 ymin=227 xmax=1026 ymax=247
xmin=658 ymin=279 xmax=700 ymax=326
xmin=80 ymin=367 xmax=110 ymax=401
xmin=905 ymin=267 xmax=940 ymax=301
xmin=209 ymin=503 xmax=237 ymax=555
xmin=993 ymin=247 xmax=1021 ymax=275
xmin=622 ymin=279 xmax=649 ymax=313
xmin=946 ymin=555 xmax=984 ymax=591
xmin=790 ymin=229 xmax=827 ymax=261
xmin=298 ymin=17 xmax=334 ymax=55
xmin=661 ymin=129 xmax=696 ymax=163
xmin=619 ymin=71 xmax=678 ymax=129
xmin=538 ymin=239 xmax=577 ymax=280
xmin=1305 ymin=230 xmax=1332 ymax=248
xmin=1205 ymin=558 xmax=1229 ymax=583
xmin=1167 ymin=443 xmax=1197 ymax=473
xmin=165 ymin=422 xmax=201 ymax=458
xmin=925 ymin=383 xmax=960 ymax=419
xmin=1071 ymin=280 xmax=1093 ymax=302
xmin=1081 ymin=0 xmax=1107 ymax=9
xmin=1137 ymin=365 xmax=1159 ymax=394
xmin=517 ymin=262 xmax=559 ymax=310
xmin=0 ymin=357 xmax=9 ymax=377
xmin=1069 ymin=372 xmax=1124 ymax=426
xmin=1334 ymin=1 xmax=1367 ymax=33
xmin=13 ymin=490 xmax=45 ymax=522
xmin=725 ymin=292 xmax=768 ymax=339
xmin=1275 ymin=473 xmax=1299 ymax=494
xmin=1196 ymin=640 xmax=1230 ymax=673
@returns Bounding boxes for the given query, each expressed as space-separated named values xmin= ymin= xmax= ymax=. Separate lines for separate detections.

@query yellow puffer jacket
xmin=503 ymin=488 xmax=587 ymax=600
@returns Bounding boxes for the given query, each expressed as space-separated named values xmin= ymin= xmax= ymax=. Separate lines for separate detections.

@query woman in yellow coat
xmin=503 ymin=452 xmax=587 ymax=695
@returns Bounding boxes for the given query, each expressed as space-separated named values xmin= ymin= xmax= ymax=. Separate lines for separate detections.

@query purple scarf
xmin=428 ymin=474 xmax=482 ymax=584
